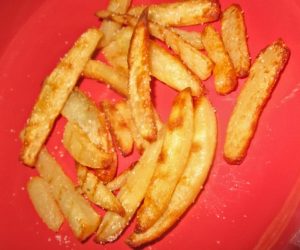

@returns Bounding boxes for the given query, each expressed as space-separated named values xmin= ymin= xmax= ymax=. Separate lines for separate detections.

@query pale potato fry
xmin=77 ymin=165 xmax=125 ymax=215
xmin=99 ymin=12 xmax=212 ymax=80
xmin=127 ymin=96 xmax=217 ymax=247
xmin=101 ymin=100 xmax=133 ymax=156
xmin=128 ymin=10 xmax=157 ymax=142
xmin=27 ymin=176 xmax=64 ymax=232
xmin=221 ymin=4 xmax=250 ymax=78
xmin=224 ymin=39 xmax=290 ymax=164
xmin=106 ymin=166 xmax=133 ymax=191
xmin=21 ymin=29 xmax=102 ymax=166
xmin=95 ymin=128 xmax=165 ymax=243
xmin=36 ymin=148 xmax=101 ymax=241
xmin=202 ymin=25 xmax=237 ymax=95
xmin=103 ymin=26 xmax=203 ymax=96
xmin=170 ymin=28 xmax=204 ymax=50
xmin=98 ymin=0 xmax=131 ymax=48
xmin=136 ymin=88 xmax=194 ymax=233
xmin=82 ymin=60 xmax=128 ymax=96
xmin=63 ymin=121 xmax=113 ymax=169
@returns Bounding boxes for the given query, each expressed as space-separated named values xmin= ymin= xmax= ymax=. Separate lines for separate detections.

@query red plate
xmin=1 ymin=0 xmax=300 ymax=249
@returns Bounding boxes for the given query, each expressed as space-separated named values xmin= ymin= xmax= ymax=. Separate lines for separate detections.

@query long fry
xmin=127 ymin=96 xmax=217 ymax=247
xmin=21 ymin=29 xmax=102 ymax=166
xmin=224 ymin=39 xmax=290 ymax=164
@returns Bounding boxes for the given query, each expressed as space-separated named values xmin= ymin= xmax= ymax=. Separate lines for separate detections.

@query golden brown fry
xmin=27 ymin=176 xmax=64 ymax=232
xmin=21 ymin=29 xmax=102 ymax=166
xmin=202 ymin=25 xmax=237 ymax=95
xmin=101 ymin=100 xmax=134 ymax=156
xmin=77 ymin=165 xmax=125 ymax=215
xmin=170 ymin=28 xmax=204 ymax=50
xmin=128 ymin=10 xmax=157 ymax=142
xmin=82 ymin=60 xmax=128 ymax=96
xmin=36 ymin=148 xmax=101 ymax=241
xmin=224 ymin=39 xmax=290 ymax=164
xmin=98 ymin=0 xmax=131 ymax=48
xmin=106 ymin=166 xmax=133 ymax=191
xmin=136 ymin=88 xmax=194 ymax=233
xmin=95 ymin=128 xmax=165 ymax=243
xmin=127 ymin=96 xmax=217 ymax=247
xmin=221 ymin=4 xmax=250 ymax=78
xmin=63 ymin=121 xmax=113 ymax=169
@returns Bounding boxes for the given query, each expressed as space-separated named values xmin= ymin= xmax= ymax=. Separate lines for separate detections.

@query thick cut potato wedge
xmin=98 ymin=0 xmax=131 ymax=48
xmin=224 ymin=39 xmax=290 ymax=164
xmin=221 ymin=4 xmax=250 ymax=78
xmin=82 ymin=60 xmax=128 ymax=96
xmin=136 ymin=88 xmax=194 ymax=233
xmin=21 ymin=29 xmax=102 ymax=166
xmin=36 ymin=148 xmax=101 ymax=241
xmin=128 ymin=10 xmax=157 ymax=142
xmin=127 ymin=96 xmax=217 ymax=247
xmin=77 ymin=165 xmax=125 ymax=215
xmin=103 ymin=26 xmax=203 ymax=96
xmin=95 ymin=128 xmax=165 ymax=243
xmin=202 ymin=25 xmax=237 ymax=95
xmin=106 ymin=167 xmax=133 ymax=191
xmin=27 ymin=176 xmax=64 ymax=232
xmin=63 ymin=122 xmax=113 ymax=169
xmin=101 ymin=100 xmax=133 ymax=156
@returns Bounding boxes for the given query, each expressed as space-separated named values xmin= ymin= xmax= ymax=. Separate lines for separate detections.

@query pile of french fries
xmin=21 ymin=0 xmax=290 ymax=247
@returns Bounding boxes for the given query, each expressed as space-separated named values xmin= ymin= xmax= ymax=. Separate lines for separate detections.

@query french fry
xmin=63 ymin=121 xmax=113 ymax=169
xmin=128 ymin=10 xmax=157 ymax=142
xmin=27 ymin=176 xmax=64 ymax=232
xmin=106 ymin=166 xmax=133 ymax=191
xmin=170 ymin=28 xmax=204 ymax=50
xmin=202 ymin=25 xmax=237 ymax=95
xmin=95 ymin=128 xmax=165 ymax=243
xmin=99 ymin=12 xmax=212 ymax=80
xmin=100 ymin=0 xmax=221 ymax=27
xmin=21 ymin=29 xmax=102 ymax=166
xmin=103 ymin=26 xmax=203 ymax=96
xmin=98 ymin=0 xmax=131 ymax=48
xmin=77 ymin=165 xmax=125 ymax=215
xmin=136 ymin=88 xmax=194 ymax=233
xmin=36 ymin=148 xmax=101 ymax=241
xmin=224 ymin=39 xmax=290 ymax=164
xmin=221 ymin=4 xmax=250 ymax=78
xmin=127 ymin=96 xmax=217 ymax=247
xmin=82 ymin=60 xmax=128 ymax=96
xmin=101 ymin=100 xmax=134 ymax=156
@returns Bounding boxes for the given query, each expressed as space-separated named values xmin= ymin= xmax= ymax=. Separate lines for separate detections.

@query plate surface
xmin=1 ymin=0 xmax=300 ymax=249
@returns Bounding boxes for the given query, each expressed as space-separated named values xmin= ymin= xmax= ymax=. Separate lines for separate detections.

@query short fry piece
xmin=77 ymin=165 xmax=125 ymax=215
xmin=127 ymin=96 xmax=217 ymax=247
xmin=21 ymin=29 xmax=102 ymax=166
xmin=106 ymin=167 xmax=133 ymax=191
xmin=224 ymin=39 xmax=290 ymax=164
xmin=63 ymin=122 xmax=112 ymax=169
xmin=95 ymin=128 xmax=165 ymax=243
xmin=136 ymin=88 xmax=194 ymax=233
xmin=83 ymin=60 xmax=128 ymax=96
xmin=221 ymin=4 xmax=250 ymax=78
xmin=36 ymin=148 xmax=101 ymax=241
xmin=27 ymin=176 xmax=64 ymax=232
xmin=202 ymin=25 xmax=237 ymax=95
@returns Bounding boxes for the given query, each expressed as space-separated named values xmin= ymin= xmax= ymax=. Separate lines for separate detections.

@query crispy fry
xmin=106 ymin=166 xmax=133 ymax=191
xmin=221 ymin=4 xmax=250 ymax=78
xmin=82 ymin=60 xmax=128 ymax=96
xmin=127 ymin=96 xmax=217 ymax=247
xmin=98 ymin=0 xmax=131 ymax=48
xmin=95 ymin=128 xmax=165 ymax=243
xmin=202 ymin=25 xmax=237 ymax=95
xmin=101 ymin=100 xmax=133 ymax=156
xmin=128 ymin=10 xmax=157 ymax=142
xmin=103 ymin=26 xmax=203 ymax=96
xmin=36 ymin=148 xmax=101 ymax=241
xmin=136 ymin=88 xmax=194 ymax=233
xmin=77 ymin=165 xmax=125 ymax=215
xmin=224 ymin=39 xmax=290 ymax=164
xmin=27 ymin=176 xmax=64 ymax=232
xmin=21 ymin=29 xmax=102 ymax=166
xmin=63 ymin=122 xmax=113 ymax=169
xmin=170 ymin=28 xmax=204 ymax=50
